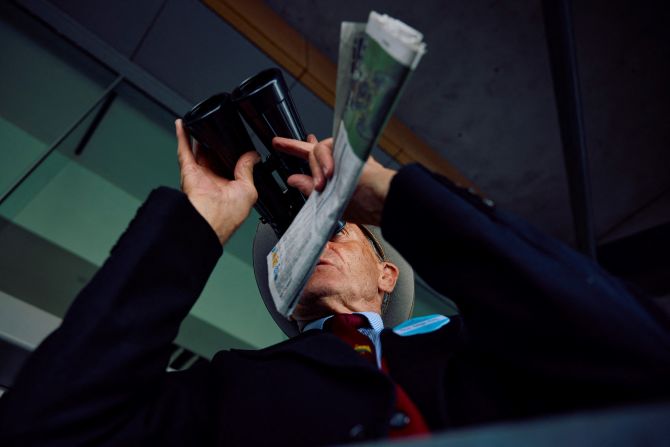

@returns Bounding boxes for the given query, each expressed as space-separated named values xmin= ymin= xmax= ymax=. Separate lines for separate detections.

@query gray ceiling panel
xmin=133 ymin=0 xmax=295 ymax=107
xmin=266 ymin=0 xmax=670 ymax=244
xmin=0 ymin=2 xmax=116 ymax=144
xmin=47 ymin=0 xmax=166 ymax=57
xmin=600 ymin=188 xmax=670 ymax=243
xmin=575 ymin=0 xmax=670 ymax=240
xmin=267 ymin=0 xmax=574 ymax=241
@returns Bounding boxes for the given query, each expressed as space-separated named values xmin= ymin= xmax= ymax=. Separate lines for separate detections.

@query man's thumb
xmin=287 ymin=174 xmax=315 ymax=197
xmin=235 ymin=151 xmax=260 ymax=183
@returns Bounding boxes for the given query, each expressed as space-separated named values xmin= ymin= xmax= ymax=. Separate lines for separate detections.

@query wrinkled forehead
xmin=351 ymin=223 xmax=385 ymax=262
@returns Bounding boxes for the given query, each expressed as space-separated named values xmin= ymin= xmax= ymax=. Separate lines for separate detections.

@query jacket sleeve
xmin=381 ymin=164 xmax=670 ymax=392
xmin=0 ymin=187 xmax=222 ymax=446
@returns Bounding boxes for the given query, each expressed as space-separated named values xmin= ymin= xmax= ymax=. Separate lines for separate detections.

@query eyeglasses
xmin=330 ymin=221 xmax=385 ymax=262
xmin=331 ymin=219 xmax=346 ymax=238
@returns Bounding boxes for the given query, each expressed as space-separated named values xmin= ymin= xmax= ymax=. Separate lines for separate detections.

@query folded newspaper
xmin=267 ymin=11 xmax=426 ymax=318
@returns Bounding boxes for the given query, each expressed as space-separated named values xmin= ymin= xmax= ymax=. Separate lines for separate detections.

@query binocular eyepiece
xmin=183 ymin=68 xmax=311 ymax=237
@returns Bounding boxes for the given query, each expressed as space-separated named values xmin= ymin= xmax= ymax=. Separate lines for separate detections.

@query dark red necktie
xmin=325 ymin=314 xmax=430 ymax=438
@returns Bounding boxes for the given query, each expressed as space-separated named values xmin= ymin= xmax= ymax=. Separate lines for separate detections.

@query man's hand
xmin=272 ymin=135 xmax=396 ymax=226
xmin=176 ymin=119 xmax=260 ymax=245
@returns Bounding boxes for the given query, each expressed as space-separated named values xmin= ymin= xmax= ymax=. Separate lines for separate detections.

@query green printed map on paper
xmin=342 ymin=35 xmax=412 ymax=160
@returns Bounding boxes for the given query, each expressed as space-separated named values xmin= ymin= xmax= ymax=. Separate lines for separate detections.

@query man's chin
xmin=291 ymin=294 xmax=333 ymax=323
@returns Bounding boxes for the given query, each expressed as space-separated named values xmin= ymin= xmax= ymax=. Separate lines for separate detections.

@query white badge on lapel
xmin=393 ymin=314 xmax=450 ymax=336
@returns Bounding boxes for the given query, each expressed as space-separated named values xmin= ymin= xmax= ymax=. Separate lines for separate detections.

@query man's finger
xmin=287 ymin=174 xmax=315 ymax=196
xmin=314 ymin=142 xmax=334 ymax=178
xmin=176 ymin=119 xmax=196 ymax=169
xmin=272 ymin=137 xmax=313 ymax=159
xmin=307 ymin=134 xmax=318 ymax=144
xmin=308 ymin=150 xmax=325 ymax=191
xmin=234 ymin=151 xmax=261 ymax=184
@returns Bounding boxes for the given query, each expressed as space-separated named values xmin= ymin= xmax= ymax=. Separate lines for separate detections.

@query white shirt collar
xmin=303 ymin=311 xmax=384 ymax=332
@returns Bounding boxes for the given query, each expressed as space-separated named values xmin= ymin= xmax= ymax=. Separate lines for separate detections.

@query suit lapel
xmin=233 ymin=330 xmax=379 ymax=372
xmin=380 ymin=317 xmax=463 ymax=428
xmin=238 ymin=317 xmax=462 ymax=373
xmin=382 ymin=315 xmax=462 ymax=365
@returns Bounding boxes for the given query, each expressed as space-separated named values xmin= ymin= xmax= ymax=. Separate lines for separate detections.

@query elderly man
xmin=1 ymin=120 xmax=669 ymax=447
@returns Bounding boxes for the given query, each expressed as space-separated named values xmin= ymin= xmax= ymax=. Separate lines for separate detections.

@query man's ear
xmin=378 ymin=261 xmax=399 ymax=294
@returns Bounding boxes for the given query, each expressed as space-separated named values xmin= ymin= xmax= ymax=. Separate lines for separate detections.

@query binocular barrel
xmin=181 ymin=92 xmax=251 ymax=180
xmin=182 ymin=69 xmax=309 ymax=237
xmin=232 ymin=68 xmax=310 ymax=177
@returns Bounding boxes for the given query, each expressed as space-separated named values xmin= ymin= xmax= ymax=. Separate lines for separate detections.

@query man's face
xmin=292 ymin=224 xmax=398 ymax=322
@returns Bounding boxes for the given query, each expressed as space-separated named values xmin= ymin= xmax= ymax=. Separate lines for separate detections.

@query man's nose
xmin=320 ymin=241 xmax=334 ymax=256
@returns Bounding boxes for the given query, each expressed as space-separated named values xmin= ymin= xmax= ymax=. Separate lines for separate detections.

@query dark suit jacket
xmin=1 ymin=164 xmax=669 ymax=446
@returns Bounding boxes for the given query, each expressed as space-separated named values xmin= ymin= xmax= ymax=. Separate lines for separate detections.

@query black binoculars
xmin=183 ymin=68 xmax=314 ymax=237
